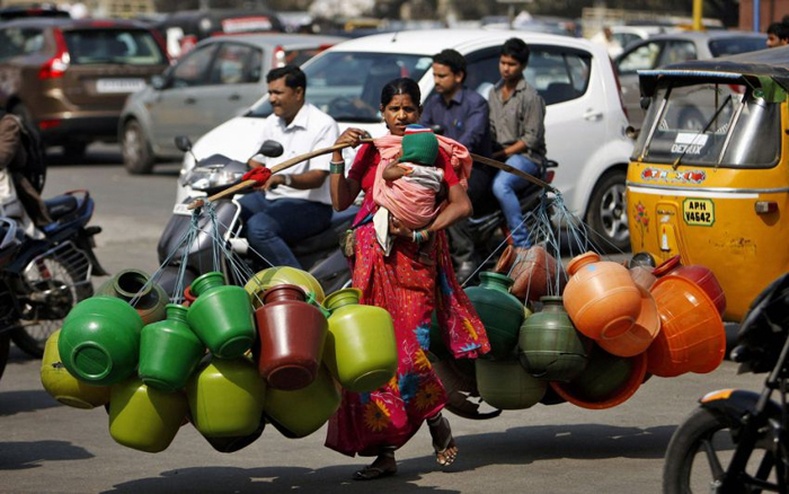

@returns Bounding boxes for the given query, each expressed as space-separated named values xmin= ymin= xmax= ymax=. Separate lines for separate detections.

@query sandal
xmin=428 ymin=414 xmax=458 ymax=467
xmin=352 ymin=450 xmax=397 ymax=481
xmin=353 ymin=465 xmax=397 ymax=481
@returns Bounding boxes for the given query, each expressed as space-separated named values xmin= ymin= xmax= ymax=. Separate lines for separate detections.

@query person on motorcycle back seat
xmin=488 ymin=37 xmax=547 ymax=251
xmin=420 ymin=48 xmax=494 ymax=281
xmin=373 ymin=124 xmax=443 ymax=261
xmin=238 ymin=65 xmax=340 ymax=269
xmin=0 ymin=111 xmax=50 ymax=239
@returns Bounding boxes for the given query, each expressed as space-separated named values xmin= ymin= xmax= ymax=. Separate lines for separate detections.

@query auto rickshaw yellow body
xmin=626 ymin=47 xmax=789 ymax=322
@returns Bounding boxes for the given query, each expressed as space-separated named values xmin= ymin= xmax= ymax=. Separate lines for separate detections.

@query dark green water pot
xmin=518 ymin=296 xmax=590 ymax=382
xmin=464 ymin=272 xmax=524 ymax=360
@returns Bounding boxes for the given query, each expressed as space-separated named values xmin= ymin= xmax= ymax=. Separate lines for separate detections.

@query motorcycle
xmin=155 ymin=136 xmax=358 ymax=297
xmin=4 ymin=190 xmax=107 ymax=358
xmin=662 ymin=272 xmax=789 ymax=493
xmin=0 ymin=217 xmax=22 ymax=381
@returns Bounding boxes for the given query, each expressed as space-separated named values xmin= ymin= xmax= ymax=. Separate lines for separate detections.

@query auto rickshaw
xmin=626 ymin=46 xmax=789 ymax=323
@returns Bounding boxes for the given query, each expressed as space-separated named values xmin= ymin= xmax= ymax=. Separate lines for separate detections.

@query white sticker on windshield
xmin=672 ymin=133 xmax=708 ymax=154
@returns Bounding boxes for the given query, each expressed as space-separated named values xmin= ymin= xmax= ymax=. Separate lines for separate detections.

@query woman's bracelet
xmin=329 ymin=160 xmax=345 ymax=174
xmin=411 ymin=229 xmax=430 ymax=243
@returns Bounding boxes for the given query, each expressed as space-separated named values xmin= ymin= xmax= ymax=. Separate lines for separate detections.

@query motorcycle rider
xmin=420 ymin=49 xmax=494 ymax=281
xmin=0 ymin=111 xmax=50 ymax=239
xmin=238 ymin=65 xmax=340 ymax=269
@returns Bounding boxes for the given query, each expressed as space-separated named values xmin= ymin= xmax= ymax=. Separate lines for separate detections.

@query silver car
xmin=118 ymin=33 xmax=344 ymax=174
xmin=614 ymin=30 xmax=767 ymax=129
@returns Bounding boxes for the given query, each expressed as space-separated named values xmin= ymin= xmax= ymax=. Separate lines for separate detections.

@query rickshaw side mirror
xmin=640 ymin=96 xmax=651 ymax=111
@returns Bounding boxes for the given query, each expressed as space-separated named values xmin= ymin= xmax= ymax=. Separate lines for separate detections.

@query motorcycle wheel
xmin=0 ymin=333 xmax=9 ymax=381
xmin=10 ymin=255 xmax=94 ymax=358
xmin=662 ymin=406 xmax=782 ymax=494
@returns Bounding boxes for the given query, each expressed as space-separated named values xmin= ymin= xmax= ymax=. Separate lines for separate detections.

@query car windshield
xmin=64 ymin=29 xmax=167 ymax=65
xmin=247 ymin=51 xmax=432 ymax=122
xmin=633 ymin=80 xmax=782 ymax=168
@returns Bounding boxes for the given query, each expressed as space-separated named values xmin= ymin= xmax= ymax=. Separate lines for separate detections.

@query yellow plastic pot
xmin=108 ymin=377 xmax=189 ymax=453
xmin=186 ymin=358 xmax=266 ymax=438
xmin=40 ymin=330 xmax=110 ymax=409
xmin=264 ymin=366 xmax=341 ymax=438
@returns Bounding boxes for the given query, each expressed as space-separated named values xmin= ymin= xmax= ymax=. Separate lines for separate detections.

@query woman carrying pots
xmin=326 ymin=77 xmax=490 ymax=480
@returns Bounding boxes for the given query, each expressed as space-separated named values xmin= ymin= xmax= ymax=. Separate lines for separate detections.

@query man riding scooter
xmin=238 ymin=65 xmax=340 ymax=270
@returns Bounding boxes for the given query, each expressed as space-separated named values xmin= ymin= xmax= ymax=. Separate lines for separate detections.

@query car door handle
xmin=228 ymin=94 xmax=241 ymax=101
xmin=184 ymin=97 xmax=196 ymax=105
xmin=583 ymin=109 xmax=603 ymax=121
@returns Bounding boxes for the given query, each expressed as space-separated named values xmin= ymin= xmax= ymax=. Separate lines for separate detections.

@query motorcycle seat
xmin=44 ymin=194 xmax=79 ymax=221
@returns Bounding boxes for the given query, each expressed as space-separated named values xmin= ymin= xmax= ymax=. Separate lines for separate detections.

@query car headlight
xmin=180 ymin=166 xmax=244 ymax=191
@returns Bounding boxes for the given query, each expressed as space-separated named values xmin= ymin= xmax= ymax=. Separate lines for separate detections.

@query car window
xmin=617 ymin=41 xmax=662 ymax=74
xmin=0 ymin=26 xmax=44 ymax=60
xmin=657 ymin=41 xmax=696 ymax=66
xmin=64 ymin=28 xmax=167 ymax=65
xmin=170 ymin=43 xmax=218 ymax=87
xmin=464 ymin=45 xmax=591 ymax=105
xmin=210 ymin=43 xmax=261 ymax=84
xmin=708 ymin=37 xmax=767 ymax=57
xmin=249 ymin=51 xmax=432 ymax=122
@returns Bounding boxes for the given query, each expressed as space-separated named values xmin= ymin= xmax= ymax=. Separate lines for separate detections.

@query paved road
xmin=0 ymin=148 xmax=762 ymax=493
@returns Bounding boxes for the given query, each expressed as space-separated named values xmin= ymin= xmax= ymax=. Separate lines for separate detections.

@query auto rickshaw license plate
xmin=682 ymin=198 xmax=714 ymax=226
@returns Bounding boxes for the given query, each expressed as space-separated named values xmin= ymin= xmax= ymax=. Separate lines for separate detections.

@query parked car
xmin=178 ymin=29 xmax=635 ymax=250
xmin=608 ymin=24 xmax=672 ymax=50
xmin=0 ymin=17 xmax=169 ymax=158
xmin=614 ymin=30 xmax=767 ymax=129
xmin=119 ymin=33 xmax=344 ymax=174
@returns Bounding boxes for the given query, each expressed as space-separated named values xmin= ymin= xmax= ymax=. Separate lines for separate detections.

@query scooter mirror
xmin=174 ymin=136 xmax=193 ymax=152
xmin=259 ymin=140 xmax=284 ymax=158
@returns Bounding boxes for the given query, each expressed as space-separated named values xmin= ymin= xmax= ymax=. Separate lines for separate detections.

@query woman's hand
xmin=388 ymin=216 xmax=413 ymax=239
xmin=335 ymin=127 xmax=369 ymax=148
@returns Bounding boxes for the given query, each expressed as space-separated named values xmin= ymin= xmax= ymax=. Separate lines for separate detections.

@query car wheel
xmin=121 ymin=119 xmax=154 ymax=175
xmin=584 ymin=169 xmax=630 ymax=253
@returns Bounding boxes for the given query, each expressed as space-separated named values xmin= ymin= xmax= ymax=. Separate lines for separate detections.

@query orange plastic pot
xmin=647 ymin=276 xmax=725 ymax=377
xmin=562 ymin=252 xmax=641 ymax=341
xmin=653 ymin=255 xmax=726 ymax=316
xmin=597 ymin=285 xmax=660 ymax=358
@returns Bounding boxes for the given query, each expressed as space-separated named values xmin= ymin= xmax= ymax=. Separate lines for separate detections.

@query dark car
xmin=148 ymin=8 xmax=284 ymax=59
xmin=0 ymin=17 xmax=170 ymax=157
xmin=0 ymin=4 xmax=71 ymax=22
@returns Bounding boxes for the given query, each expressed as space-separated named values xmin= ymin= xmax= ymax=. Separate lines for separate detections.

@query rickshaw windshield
xmin=633 ymin=81 xmax=782 ymax=169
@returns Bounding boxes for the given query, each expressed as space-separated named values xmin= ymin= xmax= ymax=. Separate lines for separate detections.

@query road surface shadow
xmin=0 ymin=389 xmax=60 ymax=416
xmin=0 ymin=440 xmax=93 ymax=470
xmin=102 ymin=423 xmax=674 ymax=494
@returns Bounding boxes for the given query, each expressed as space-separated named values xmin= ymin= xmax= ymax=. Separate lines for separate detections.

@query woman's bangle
xmin=412 ymin=229 xmax=430 ymax=243
xmin=329 ymin=160 xmax=345 ymax=174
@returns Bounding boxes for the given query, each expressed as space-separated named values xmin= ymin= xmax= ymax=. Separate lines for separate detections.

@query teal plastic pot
xmin=187 ymin=271 xmax=255 ymax=359
xmin=464 ymin=272 xmax=524 ymax=360
xmin=96 ymin=269 xmax=168 ymax=325
xmin=58 ymin=296 xmax=144 ymax=386
xmin=139 ymin=304 xmax=206 ymax=393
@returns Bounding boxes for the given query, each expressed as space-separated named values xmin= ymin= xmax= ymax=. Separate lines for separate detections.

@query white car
xmin=178 ymin=29 xmax=635 ymax=250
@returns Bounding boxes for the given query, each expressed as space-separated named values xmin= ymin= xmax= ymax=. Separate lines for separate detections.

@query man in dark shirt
xmin=421 ymin=49 xmax=494 ymax=281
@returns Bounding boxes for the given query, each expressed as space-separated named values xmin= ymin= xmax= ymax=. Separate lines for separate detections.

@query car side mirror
xmin=174 ymin=135 xmax=192 ymax=152
xmin=151 ymin=74 xmax=167 ymax=90
xmin=640 ymin=96 xmax=651 ymax=111
xmin=259 ymin=139 xmax=283 ymax=158
xmin=625 ymin=126 xmax=640 ymax=140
